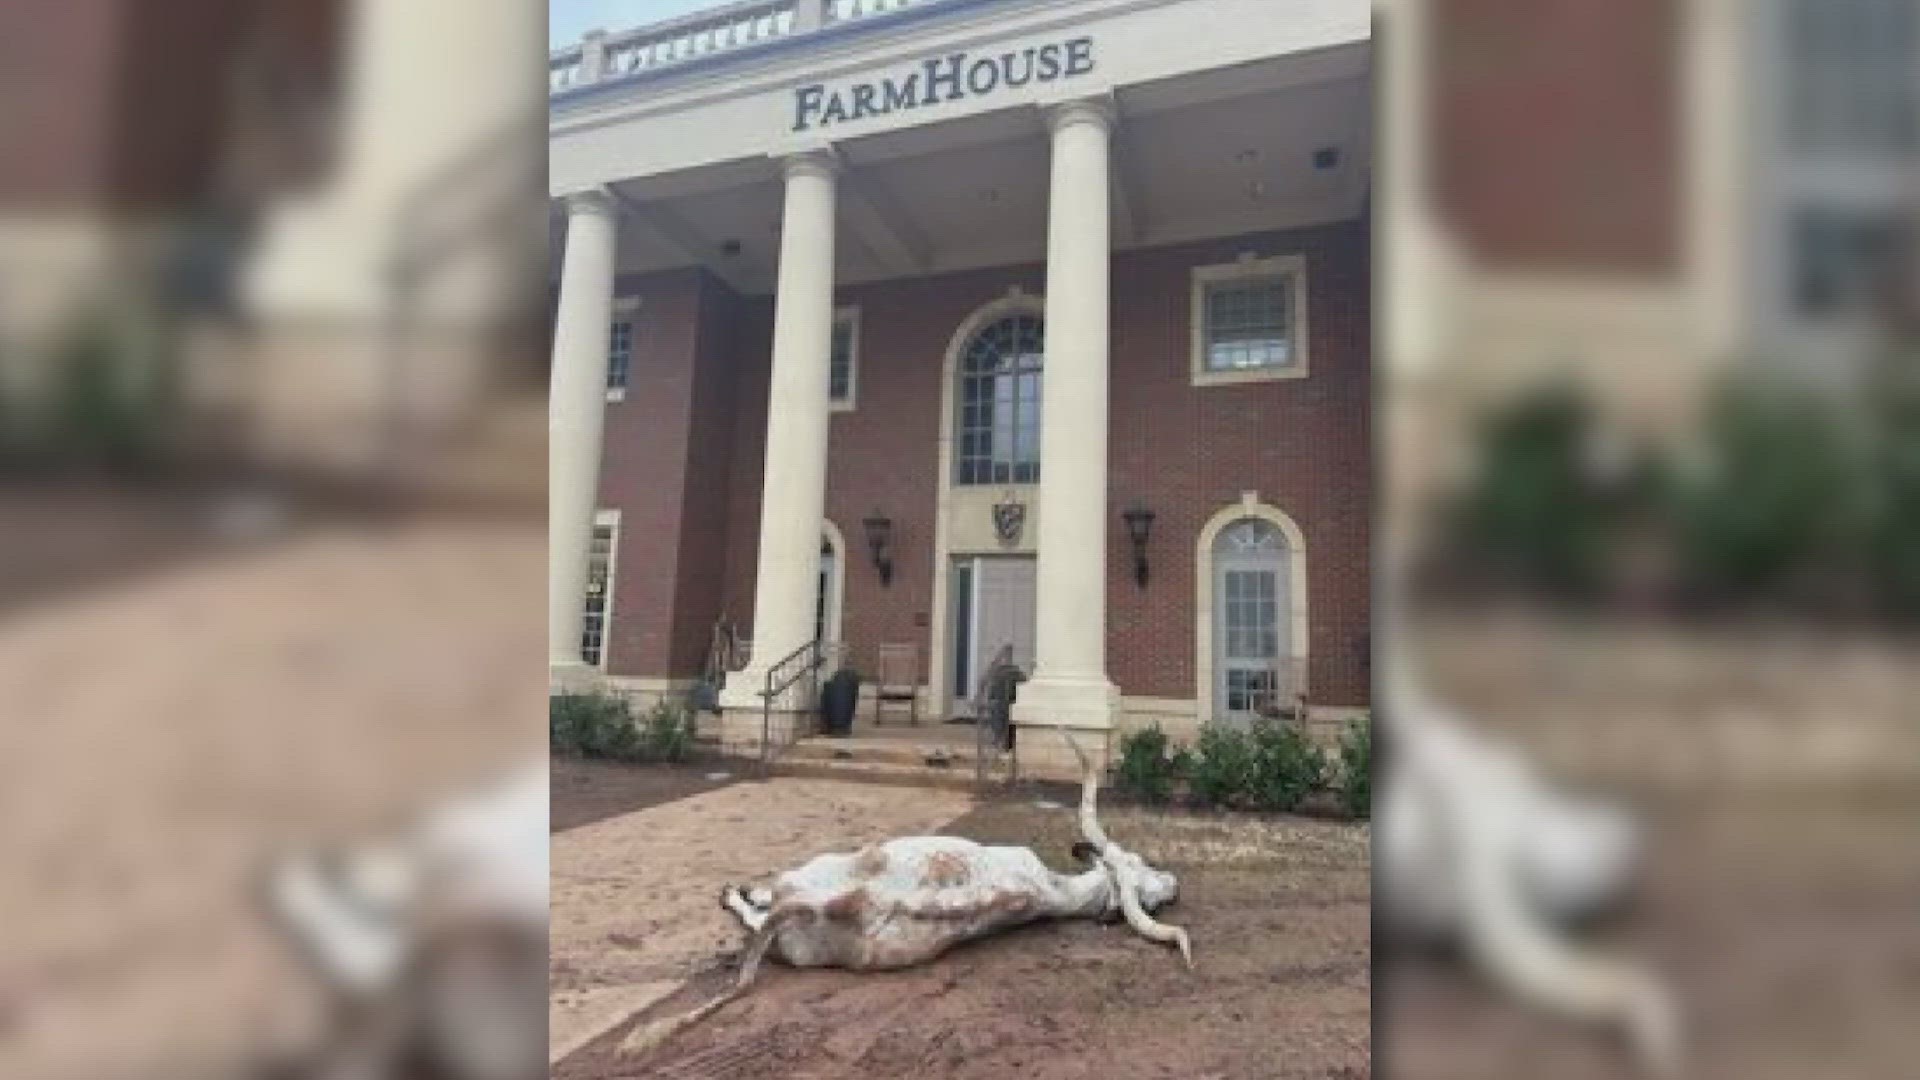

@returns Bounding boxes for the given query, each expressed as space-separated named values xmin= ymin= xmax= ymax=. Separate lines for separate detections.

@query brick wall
xmin=1430 ymin=0 xmax=1680 ymax=274
xmin=598 ymin=268 xmax=740 ymax=678
xmin=604 ymin=219 xmax=1371 ymax=708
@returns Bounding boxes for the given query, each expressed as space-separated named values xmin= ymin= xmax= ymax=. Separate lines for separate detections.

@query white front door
xmin=949 ymin=555 xmax=1036 ymax=716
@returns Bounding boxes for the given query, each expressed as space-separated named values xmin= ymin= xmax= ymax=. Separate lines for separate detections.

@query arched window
xmin=954 ymin=313 xmax=1044 ymax=485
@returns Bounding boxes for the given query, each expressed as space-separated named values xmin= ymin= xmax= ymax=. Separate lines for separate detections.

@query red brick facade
xmin=1430 ymin=0 xmax=1680 ymax=273
xmin=598 ymin=218 xmax=1371 ymax=708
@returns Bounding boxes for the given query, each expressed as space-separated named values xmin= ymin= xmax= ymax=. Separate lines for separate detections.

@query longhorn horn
xmin=1058 ymin=728 xmax=1193 ymax=968
xmin=1060 ymin=728 xmax=1113 ymax=853
xmin=1116 ymin=871 xmax=1194 ymax=968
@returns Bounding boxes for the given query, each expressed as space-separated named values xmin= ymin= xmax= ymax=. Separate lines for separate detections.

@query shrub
xmin=1863 ymin=346 xmax=1920 ymax=619
xmin=550 ymin=691 xmax=639 ymax=759
xmin=1336 ymin=716 xmax=1371 ymax=819
xmin=1186 ymin=722 xmax=1260 ymax=809
xmin=551 ymin=692 xmax=697 ymax=763
xmin=1670 ymin=376 xmax=1866 ymax=602
xmin=1243 ymin=721 xmax=1328 ymax=812
xmin=1186 ymin=721 xmax=1327 ymax=812
xmin=1115 ymin=724 xmax=1187 ymax=805
xmin=638 ymin=698 xmax=697 ymax=763
xmin=46 ymin=306 xmax=177 ymax=471
xmin=1444 ymin=381 xmax=1617 ymax=597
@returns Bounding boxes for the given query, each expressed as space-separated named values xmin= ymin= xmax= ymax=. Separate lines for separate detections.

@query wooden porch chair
xmin=873 ymin=642 xmax=920 ymax=727
xmin=1252 ymin=657 xmax=1309 ymax=725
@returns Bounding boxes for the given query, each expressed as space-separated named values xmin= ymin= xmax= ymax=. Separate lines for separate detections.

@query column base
xmin=549 ymin=661 xmax=606 ymax=695
xmin=1009 ymin=675 xmax=1119 ymax=779
xmin=715 ymin=669 xmax=821 ymax=752
xmin=711 ymin=706 xmax=817 ymax=752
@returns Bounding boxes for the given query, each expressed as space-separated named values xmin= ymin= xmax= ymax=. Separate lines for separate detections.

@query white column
xmin=720 ymin=150 xmax=839 ymax=710
xmin=1380 ymin=0 xmax=1460 ymax=384
xmin=548 ymin=189 xmax=618 ymax=672
xmin=1011 ymin=98 xmax=1120 ymax=734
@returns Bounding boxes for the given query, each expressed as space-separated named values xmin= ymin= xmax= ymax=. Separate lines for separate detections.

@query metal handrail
xmin=759 ymin=637 xmax=834 ymax=765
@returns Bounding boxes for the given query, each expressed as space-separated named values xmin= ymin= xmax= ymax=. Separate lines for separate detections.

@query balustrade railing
xmin=551 ymin=0 xmax=947 ymax=94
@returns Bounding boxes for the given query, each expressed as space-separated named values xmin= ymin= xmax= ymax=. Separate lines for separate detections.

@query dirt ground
xmin=0 ymin=486 xmax=545 ymax=1077
xmin=1380 ymin=805 xmax=1920 ymax=1080
xmin=1380 ymin=609 xmax=1920 ymax=1080
xmin=551 ymin=756 xmax=742 ymax=832
xmin=554 ymin=770 xmax=1371 ymax=1080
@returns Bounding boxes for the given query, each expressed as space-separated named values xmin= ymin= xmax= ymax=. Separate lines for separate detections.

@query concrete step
xmin=784 ymin=733 xmax=998 ymax=770
xmin=767 ymin=756 xmax=1010 ymax=793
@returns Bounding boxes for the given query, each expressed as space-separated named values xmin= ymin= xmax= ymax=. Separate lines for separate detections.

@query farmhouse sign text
xmin=794 ymin=37 xmax=1097 ymax=132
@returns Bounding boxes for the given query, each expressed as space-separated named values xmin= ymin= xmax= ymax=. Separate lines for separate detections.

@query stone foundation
xmin=707 ymin=707 xmax=819 ymax=753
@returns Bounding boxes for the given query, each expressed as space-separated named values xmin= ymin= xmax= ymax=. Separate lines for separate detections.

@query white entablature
xmin=550 ymin=0 xmax=1370 ymax=194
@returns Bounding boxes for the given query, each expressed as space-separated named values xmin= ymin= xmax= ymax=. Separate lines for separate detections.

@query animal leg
xmin=719 ymin=884 xmax=768 ymax=932
xmin=735 ymin=905 xmax=796 ymax=989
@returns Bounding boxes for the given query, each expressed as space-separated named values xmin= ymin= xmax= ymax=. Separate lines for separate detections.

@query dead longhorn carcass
xmin=1376 ymin=661 xmax=1680 ymax=1077
xmin=624 ymin=730 xmax=1189 ymax=1055
xmin=258 ymin=760 xmax=549 ymax=1080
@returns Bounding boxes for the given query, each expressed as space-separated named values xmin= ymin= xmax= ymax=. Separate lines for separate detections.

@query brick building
xmin=546 ymin=0 xmax=1374 ymax=759
xmin=1385 ymin=0 xmax=1917 ymax=419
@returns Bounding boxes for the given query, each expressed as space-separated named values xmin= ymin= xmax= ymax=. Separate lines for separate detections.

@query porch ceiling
xmin=552 ymin=48 xmax=1371 ymax=295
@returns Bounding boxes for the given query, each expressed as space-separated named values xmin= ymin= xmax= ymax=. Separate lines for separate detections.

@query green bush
xmin=1445 ymin=381 xmax=1617 ymax=596
xmin=1115 ymin=724 xmax=1187 ymax=805
xmin=1186 ymin=722 xmax=1260 ymax=808
xmin=1670 ymin=376 xmax=1866 ymax=602
xmin=551 ymin=692 xmax=697 ymax=764
xmin=46 ymin=307 xmax=177 ymax=471
xmin=1862 ymin=347 xmax=1920 ymax=619
xmin=1243 ymin=721 xmax=1329 ymax=812
xmin=550 ymin=691 xmax=639 ymax=759
xmin=1186 ymin=721 xmax=1328 ymax=812
xmin=638 ymin=698 xmax=697 ymax=763
xmin=1336 ymin=716 xmax=1371 ymax=819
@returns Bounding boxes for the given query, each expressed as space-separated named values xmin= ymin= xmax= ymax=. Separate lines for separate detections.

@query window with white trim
xmin=580 ymin=512 xmax=619 ymax=667
xmin=1191 ymin=255 xmax=1309 ymax=385
xmin=1769 ymin=0 xmax=1918 ymax=331
xmin=607 ymin=320 xmax=633 ymax=392
xmin=607 ymin=298 xmax=640 ymax=399
xmin=1791 ymin=204 xmax=1911 ymax=319
xmin=1784 ymin=0 xmax=1915 ymax=155
xmin=829 ymin=308 xmax=859 ymax=410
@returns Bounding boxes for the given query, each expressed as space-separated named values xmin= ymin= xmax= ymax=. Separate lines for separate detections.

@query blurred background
xmin=0 ymin=0 xmax=548 ymax=1075
xmin=1379 ymin=0 xmax=1917 ymax=1077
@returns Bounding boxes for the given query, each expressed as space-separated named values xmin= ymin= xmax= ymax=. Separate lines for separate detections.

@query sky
xmin=550 ymin=0 xmax=721 ymax=48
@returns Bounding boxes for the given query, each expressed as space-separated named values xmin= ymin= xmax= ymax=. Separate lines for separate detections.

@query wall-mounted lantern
xmin=1122 ymin=502 xmax=1156 ymax=588
xmin=862 ymin=511 xmax=894 ymax=587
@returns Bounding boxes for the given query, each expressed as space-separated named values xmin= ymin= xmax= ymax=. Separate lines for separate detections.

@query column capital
xmin=1042 ymin=95 xmax=1117 ymax=137
xmin=561 ymin=187 xmax=618 ymax=220
xmin=779 ymin=146 xmax=841 ymax=181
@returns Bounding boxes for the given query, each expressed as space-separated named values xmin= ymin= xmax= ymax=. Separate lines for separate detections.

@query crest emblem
xmin=992 ymin=492 xmax=1026 ymax=544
